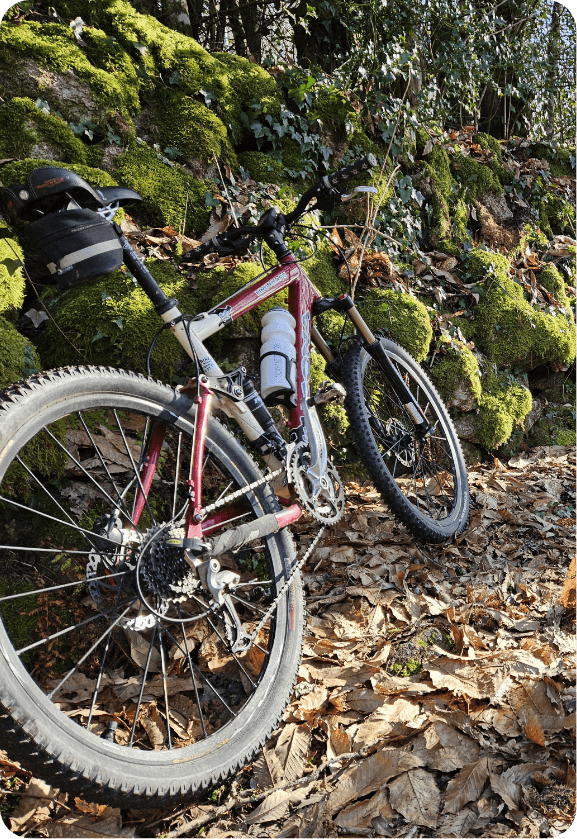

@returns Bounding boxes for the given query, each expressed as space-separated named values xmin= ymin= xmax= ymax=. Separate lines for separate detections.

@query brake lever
xmin=340 ymin=185 xmax=379 ymax=202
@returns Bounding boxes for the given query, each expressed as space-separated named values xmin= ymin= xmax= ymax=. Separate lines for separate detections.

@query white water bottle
xmin=260 ymin=307 xmax=297 ymax=407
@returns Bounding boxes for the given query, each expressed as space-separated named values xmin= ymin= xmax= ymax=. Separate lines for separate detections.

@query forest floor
xmin=1 ymin=445 xmax=575 ymax=839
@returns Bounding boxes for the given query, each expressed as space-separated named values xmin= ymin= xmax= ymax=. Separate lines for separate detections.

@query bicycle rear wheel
xmin=341 ymin=338 xmax=469 ymax=543
xmin=0 ymin=366 xmax=303 ymax=806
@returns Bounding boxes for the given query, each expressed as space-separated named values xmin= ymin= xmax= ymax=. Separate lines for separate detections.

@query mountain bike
xmin=0 ymin=155 xmax=469 ymax=805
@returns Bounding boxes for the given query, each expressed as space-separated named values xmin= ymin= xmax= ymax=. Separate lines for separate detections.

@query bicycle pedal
xmin=312 ymin=382 xmax=346 ymax=406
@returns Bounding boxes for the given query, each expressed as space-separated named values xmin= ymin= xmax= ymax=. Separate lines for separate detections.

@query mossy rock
xmin=152 ymin=90 xmax=234 ymax=166
xmin=212 ymin=51 xmax=280 ymax=140
xmin=537 ymin=191 xmax=574 ymax=238
xmin=528 ymin=405 xmax=576 ymax=447
xmin=474 ymin=370 xmax=532 ymax=450
xmin=237 ymin=152 xmax=285 ymax=184
xmin=431 ymin=340 xmax=482 ymax=410
xmin=38 ymin=261 xmax=200 ymax=380
xmin=360 ymin=290 xmax=432 ymax=362
xmin=0 ymin=226 xmax=26 ymax=318
xmin=0 ymin=97 xmax=87 ymax=164
xmin=0 ymin=158 xmax=118 ymax=191
xmin=539 ymin=263 xmax=573 ymax=312
xmin=112 ymin=142 xmax=212 ymax=234
xmin=472 ymin=133 xmax=502 ymax=159
xmin=466 ymin=248 xmax=576 ymax=369
xmin=451 ymin=152 xmax=503 ymax=202
xmin=528 ymin=142 xmax=575 ymax=178
xmin=0 ymin=20 xmax=139 ymax=129
xmin=0 ymin=316 xmax=41 ymax=390
xmin=420 ymin=144 xmax=456 ymax=250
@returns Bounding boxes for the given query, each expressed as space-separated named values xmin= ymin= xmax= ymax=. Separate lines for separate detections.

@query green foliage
xmin=472 ymin=133 xmax=502 ymax=158
xmin=0 ymin=97 xmax=87 ymax=163
xmin=0 ymin=228 xmax=26 ymax=318
xmin=528 ymin=405 xmax=576 ymax=447
xmin=0 ymin=316 xmax=41 ymax=389
xmin=451 ymin=152 xmax=502 ymax=202
xmin=112 ymin=142 xmax=212 ymax=233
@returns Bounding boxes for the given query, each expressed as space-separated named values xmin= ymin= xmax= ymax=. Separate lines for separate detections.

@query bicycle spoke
xmin=42 ymin=427 xmax=134 ymax=526
xmin=129 ymin=623 xmax=158 ymax=748
xmin=0 ymin=569 xmax=128 ymax=603
xmin=86 ymin=575 xmax=127 ymax=729
xmin=112 ymin=410 xmax=156 ymax=526
xmin=0 ymin=495 xmax=121 ymax=548
xmin=47 ymin=598 xmax=138 ymax=701
xmin=177 ymin=605 xmax=207 ymax=739
xmin=17 ymin=611 xmax=104 ymax=655
xmin=158 ymin=627 xmax=172 ymax=749
xmin=77 ymin=412 xmax=133 ymax=520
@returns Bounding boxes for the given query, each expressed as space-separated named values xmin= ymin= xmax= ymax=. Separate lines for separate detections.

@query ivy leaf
xmin=131 ymin=41 xmax=147 ymax=55
xmin=112 ymin=318 xmax=123 ymax=330
xmin=1 ymin=258 xmax=23 ymax=275
xmin=136 ymin=63 xmax=150 ymax=80
xmin=168 ymin=70 xmax=180 ymax=85
xmin=35 ymin=98 xmax=50 ymax=114
xmin=200 ymin=88 xmax=214 ymax=107
xmin=163 ymin=147 xmax=180 ymax=160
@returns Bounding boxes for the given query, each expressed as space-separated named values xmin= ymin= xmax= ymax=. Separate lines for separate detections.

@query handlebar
xmin=323 ymin=153 xmax=377 ymax=188
xmin=187 ymin=153 xmax=377 ymax=263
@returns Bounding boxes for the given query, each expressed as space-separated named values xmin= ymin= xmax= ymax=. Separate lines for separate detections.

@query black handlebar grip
xmin=187 ymin=239 xmax=219 ymax=260
xmin=325 ymin=153 xmax=377 ymax=188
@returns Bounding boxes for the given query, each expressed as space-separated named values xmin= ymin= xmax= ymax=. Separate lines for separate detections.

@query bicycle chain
xmin=197 ymin=468 xmax=284 ymax=518
xmin=249 ymin=524 xmax=326 ymax=644
xmin=197 ymin=464 xmax=326 ymax=651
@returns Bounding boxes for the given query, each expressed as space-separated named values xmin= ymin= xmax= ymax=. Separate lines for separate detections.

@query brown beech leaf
xmin=442 ymin=755 xmax=491 ymax=813
xmin=245 ymin=788 xmax=291 ymax=824
xmin=275 ymin=723 xmax=310 ymax=783
xmin=423 ymin=657 xmax=494 ymax=698
xmin=388 ymin=768 xmax=440 ymax=828
xmin=490 ymin=770 xmax=521 ymax=810
xmin=436 ymin=807 xmax=477 ymax=837
xmin=9 ymin=778 xmax=54 ymax=831
xmin=508 ymin=678 xmax=560 ymax=746
xmin=327 ymin=746 xmax=423 ymax=815
xmin=43 ymin=814 xmax=136 ymax=837
xmin=253 ymin=744 xmax=284 ymax=789
xmin=334 ymin=790 xmax=386 ymax=828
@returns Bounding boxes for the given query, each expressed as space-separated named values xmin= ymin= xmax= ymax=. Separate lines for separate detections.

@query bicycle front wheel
xmin=0 ymin=366 xmax=303 ymax=806
xmin=341 ymin=338 xmax=469 ymax=543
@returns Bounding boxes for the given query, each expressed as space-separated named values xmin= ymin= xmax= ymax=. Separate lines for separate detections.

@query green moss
xmin=238 ymin=152 xmax=284 ymax=184
xmin=451 ymin=152 xmax=502 ymax=201
xmin=307 ymin=242 xmax=346 ymax=298
xmin=0 ymin=158 xmax=117 ymax=191
xmin=538 ymin=191 xmax=573 ymax=238
xmin=539 ymin=263 xmax=573 ymax=312
xmin=0 ymin=97 xmax=87 ymax=164
xmin=344 ymin=130 xmax=383 ymax=159
xmin=421 ymin=144 xmax=454 ymax=248
xmin=472 ymin=133 xmax=502 ymax=158
xmin=82 ymin=26 xmax=140 ymax=98
xmin=206 ymin=262 xmax=288 ymax=340
xmin=0 ymin=228 xmax=26 ymax=318
xmin=0 ymin=575 xmax=39 ymax=655
xmin=528 ymin=405 xmax=576 ymax=447
xmin=528 ymin=142 xmax=575 ymax=178
xmin=431 ymin=340 xmax=482 ymax=405
xmin=212 ymin=51 xmax=280 ymax=139
xmin=112 ymin=142 xmax=212 ymax=234
xmin=476 ymin=369 xmax=532 ymax=450
xmin=281 ymin=138 xmax=310 ymax=181
xmin=0 ymin=20 xmax=139 ymax=122
xmin=359 ymin=290 xmax=433 ymax=362
xmin=152 ymin=91 xmax=234 ymax=165
xmin=0 ymin=316 xmax=41 ymax=389
xmin=39 ymin=261 xmax=200 ymax=379
xmin=466 ymin=247 xmax=576 ymax=368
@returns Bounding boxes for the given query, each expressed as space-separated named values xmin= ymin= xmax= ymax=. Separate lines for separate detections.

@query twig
xmin=349 ymin=69 xmax=413 ymax=301
xmin=162 ymin=735 xmax=390 ymax=838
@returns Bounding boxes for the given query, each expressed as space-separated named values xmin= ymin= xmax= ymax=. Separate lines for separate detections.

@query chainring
xmin=289 ymin=442 xmax=345 ymax=525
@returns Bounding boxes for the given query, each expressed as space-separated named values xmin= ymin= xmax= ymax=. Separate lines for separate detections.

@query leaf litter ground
xmin=1 ymin=446 xmax=575 ymax=838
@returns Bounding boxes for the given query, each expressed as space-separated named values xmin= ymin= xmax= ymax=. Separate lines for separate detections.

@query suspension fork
xmin=312 ymin=294 xmax=432 ymax=433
